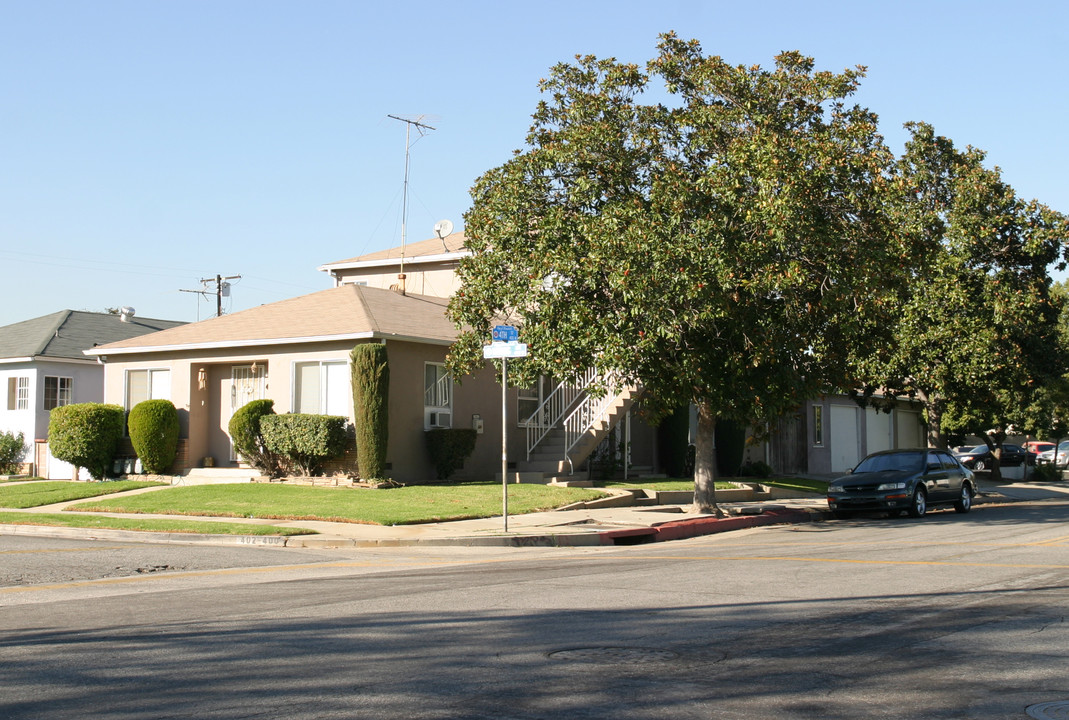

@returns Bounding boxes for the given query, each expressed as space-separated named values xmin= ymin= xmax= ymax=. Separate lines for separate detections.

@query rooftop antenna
xmin=388 ymin=114 xmax=435 ymax=295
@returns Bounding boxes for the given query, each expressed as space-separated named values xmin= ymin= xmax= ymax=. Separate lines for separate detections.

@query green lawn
xmin=0 ymin=510 xmax=314 ymax=536
xmin=0 ymin=480 xmax=167 ymax=508
xmin=68 ymin=481 xmax=610 ymax=526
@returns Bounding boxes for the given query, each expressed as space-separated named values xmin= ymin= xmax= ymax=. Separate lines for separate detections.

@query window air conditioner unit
xmin=429 ymin=411 xmax=452 ymax=428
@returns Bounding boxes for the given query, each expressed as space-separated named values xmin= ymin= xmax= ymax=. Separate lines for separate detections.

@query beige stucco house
xmin=88 ymin=233 xmax=657 ymax=483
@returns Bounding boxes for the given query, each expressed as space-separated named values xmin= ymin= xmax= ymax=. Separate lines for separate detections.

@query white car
xmin=1037 ymin=441 xmax=1069 ymax=466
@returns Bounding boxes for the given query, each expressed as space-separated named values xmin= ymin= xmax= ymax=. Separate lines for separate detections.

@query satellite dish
xmin=434 ymin=219 xmax=454 ymax=239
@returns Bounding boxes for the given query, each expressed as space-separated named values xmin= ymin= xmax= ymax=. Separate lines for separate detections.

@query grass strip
xmin=68 ymin=482 xmax=610 ymax=526
xmin=601 ymin=478 xmax=738 ymax=491
xmin=758 ymin=477 xmax=829 ymax=494
xmin=602 ymin=476 xmax=828 ymax=494
xmin=0 ymin=510 xmax=314 ymax=536
xmin=0 ymin=480 xmax=167 ymax=508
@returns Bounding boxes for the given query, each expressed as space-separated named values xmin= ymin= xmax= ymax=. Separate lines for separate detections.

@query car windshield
xmin=853 ymin=451 xmax=925 ymax=474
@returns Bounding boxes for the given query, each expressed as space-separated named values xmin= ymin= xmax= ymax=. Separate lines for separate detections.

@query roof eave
xmin=84 ymin=331 xmax=455 ymax=357
xmin=317 ymin=249 xmax=471 ymax=273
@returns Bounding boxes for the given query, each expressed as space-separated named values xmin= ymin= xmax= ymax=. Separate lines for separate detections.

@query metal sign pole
xmin=501 ymin=356 xmax=508 ymax=532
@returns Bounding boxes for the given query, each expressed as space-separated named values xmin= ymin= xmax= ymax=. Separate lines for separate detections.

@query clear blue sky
xmin=2 ymin=0 xmax=1066 ymax=327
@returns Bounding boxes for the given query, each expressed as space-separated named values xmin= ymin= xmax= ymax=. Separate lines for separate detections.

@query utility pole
xmin=180 ymin=274 xmax=241 ymax=318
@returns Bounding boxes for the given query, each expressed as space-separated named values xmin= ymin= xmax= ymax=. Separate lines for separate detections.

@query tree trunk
xmin=692 ymin=401 xmax=725 ymax=517
xmin=981 ymin=432 xmax=1005 ymax=483
xmin=916 ymin=388 xmax=945 ymax=449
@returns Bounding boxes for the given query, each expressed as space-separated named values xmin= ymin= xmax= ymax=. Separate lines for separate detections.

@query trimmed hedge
xmin=229 ymin=399 xmax=284 ymax=476
xmin=48 ymin=403 xmax=125 ymax=480
xmin=128 ymin=399 xmax=180 ymax=474
xmin=350 ymin=343 xmax=389 ymax=480
xmin=0 ymin=430 xmax=26 ymax=474
xmin=425 ymin=428 xmax=478 ymax=480
xmin=260 ymin=413 xmax=350 ymax=476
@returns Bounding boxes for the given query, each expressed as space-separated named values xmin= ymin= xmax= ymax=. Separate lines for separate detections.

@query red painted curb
xmin=598 ymin=509 xmax=818 ymax=544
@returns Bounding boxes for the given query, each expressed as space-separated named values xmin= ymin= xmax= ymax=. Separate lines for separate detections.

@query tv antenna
xmin=180 ymin=274 xmax=241 ymax=318
xmin=388 ymin=114 xmax=435 ymax=295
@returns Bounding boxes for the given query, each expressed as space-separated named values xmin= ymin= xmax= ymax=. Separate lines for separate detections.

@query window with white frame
xmin=7 ymin=377 xmax=29 ymax=410
xmin=517 ymin=375 xmax=554 ymax=427
xmin=424 ymin=363 xmax=452 ymax=428
xmin=125 ymin=369 xmax=171 ymax=410
xmin=43 ymin=376 xmax=72 ymax=410
xmin=294 ymin=361 xmax=349 ymax=416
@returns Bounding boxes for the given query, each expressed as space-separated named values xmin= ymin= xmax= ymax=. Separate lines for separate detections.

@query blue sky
xmin=2 ymin=0 xmax=1066 ymax=327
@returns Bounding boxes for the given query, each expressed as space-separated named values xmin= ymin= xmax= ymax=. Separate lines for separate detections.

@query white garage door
xmin=831 ymin=405 xmax=860 ymax=474
xmin=896 ymin=410 xmax=924 ymax=448
xmin=866 ymin=408 xmax=893 ymax=455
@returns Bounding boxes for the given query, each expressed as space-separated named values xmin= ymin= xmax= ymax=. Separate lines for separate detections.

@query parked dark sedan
xmin=954 ymin=443 xmax=1034 ymax=471
xmin=827 ymin=449 xmax=975 ymax=519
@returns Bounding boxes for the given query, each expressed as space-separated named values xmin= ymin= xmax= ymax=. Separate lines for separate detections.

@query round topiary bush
xmin=48 ymin=403 xmax=125 ymax=480
xmin=228 ymin=398 xmax=283 ymax=475
xmin=128 ymin=399 xmax=180 ymax=474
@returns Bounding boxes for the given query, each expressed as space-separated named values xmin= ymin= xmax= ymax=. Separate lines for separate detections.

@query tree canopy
xmin=851 ymin=123 xmax=1069 ymax=475
xmin=448 ymin=34 xmax=903 ymax=512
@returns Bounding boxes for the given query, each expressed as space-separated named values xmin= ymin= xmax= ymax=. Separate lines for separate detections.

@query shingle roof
xmin=0 ymin=310 xmax=186 ymax=361
xmin=89 ymin=284 xmax=457 ymax=354
xmin=319 ymin=232 xmax=468 ymax=270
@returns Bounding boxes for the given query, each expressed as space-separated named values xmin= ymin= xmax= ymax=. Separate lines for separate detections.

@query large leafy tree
xmin=448 ymin=34 xmax=901 ymax=514
xmin=852 ymin=123 xmax=1068 ymax=479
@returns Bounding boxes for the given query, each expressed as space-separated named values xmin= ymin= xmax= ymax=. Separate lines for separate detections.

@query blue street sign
xmin=492 ymin=325 xmax=519 ymax=343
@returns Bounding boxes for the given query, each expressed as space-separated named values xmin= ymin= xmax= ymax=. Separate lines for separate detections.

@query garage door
xmin=831 ymin=405 xmax=860 ymax=474
xmin=866 ymin=408 xmax=893 ymax=455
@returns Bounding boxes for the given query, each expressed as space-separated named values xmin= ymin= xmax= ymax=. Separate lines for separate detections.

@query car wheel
xmin=954 ymin=484 xmax=972 ymax=514
xmin=974 ymin=460 xmax=986 ymax=471
xmin=908 ymin=487 xmax=927 ymax=518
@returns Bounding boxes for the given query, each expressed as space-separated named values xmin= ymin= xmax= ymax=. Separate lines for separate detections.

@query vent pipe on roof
xmin=120 ymin=306 xmax=135 ymax=323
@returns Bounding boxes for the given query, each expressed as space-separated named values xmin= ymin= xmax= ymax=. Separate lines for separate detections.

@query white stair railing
xmin=562 ymin=379 xmax=638 ymax=474
xmin=524 ymin=368 xmax=596 ymax=459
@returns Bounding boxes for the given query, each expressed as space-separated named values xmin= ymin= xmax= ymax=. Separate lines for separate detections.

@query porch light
xmin=198 ymin=367 xmax=207 ymax=390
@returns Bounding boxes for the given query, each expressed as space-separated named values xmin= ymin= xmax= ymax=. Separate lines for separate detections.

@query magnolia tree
xmin=852 ymin=123 xmax=1069 ymax=478
xmin=447 ymin=34 xmax=903 ymax=514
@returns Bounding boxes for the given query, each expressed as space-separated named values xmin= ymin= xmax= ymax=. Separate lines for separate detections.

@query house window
xmin=517 ymin=375 xmax=554 ymax=427
xmin=424 ymin=363 xmax=452 ymax=428
xmin=125 ymin=369 xmax=171 ymax=409
xmin=294 ymin=361 xmax=349 ymax=416
xmin=7 ymin=377 xmax=29 ymax=410
xmin=813 ymin=405 xmax=824 ymax=446
xmin=44 ymin=376 xmax=72 ymax=410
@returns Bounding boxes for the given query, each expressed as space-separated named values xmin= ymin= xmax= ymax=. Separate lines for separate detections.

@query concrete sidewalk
xmin=1 ymin=478 xmax=1065 ymax=549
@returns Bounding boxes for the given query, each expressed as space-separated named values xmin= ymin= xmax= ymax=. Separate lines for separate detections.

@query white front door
xmin=228 ymin=365 xmax=266 ymax=461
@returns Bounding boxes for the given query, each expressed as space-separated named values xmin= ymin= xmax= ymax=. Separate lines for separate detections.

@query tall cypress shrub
xmin=350 ymin=343 xmax=389 ymax=479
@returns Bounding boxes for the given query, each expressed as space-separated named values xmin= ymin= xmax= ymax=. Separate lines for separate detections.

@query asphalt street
xmin=2 ymin=498 xmax=1068 ymax=719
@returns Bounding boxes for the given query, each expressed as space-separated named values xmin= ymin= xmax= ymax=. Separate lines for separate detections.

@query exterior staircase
xmin=509 ymin=374 xmax=643 ymax=484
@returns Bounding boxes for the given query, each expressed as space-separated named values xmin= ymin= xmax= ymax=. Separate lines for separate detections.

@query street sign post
xmin=482 ymin=326 xmax=527 ymax=532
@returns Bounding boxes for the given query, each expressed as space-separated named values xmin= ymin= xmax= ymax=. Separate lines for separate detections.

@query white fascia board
xmin=0 ymin=357 xmax=35 ymax=365
xmin=84 ymin=331 xmax=454 ymax=357
xmin=317 ymin=250 xmax=471 ymax=273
